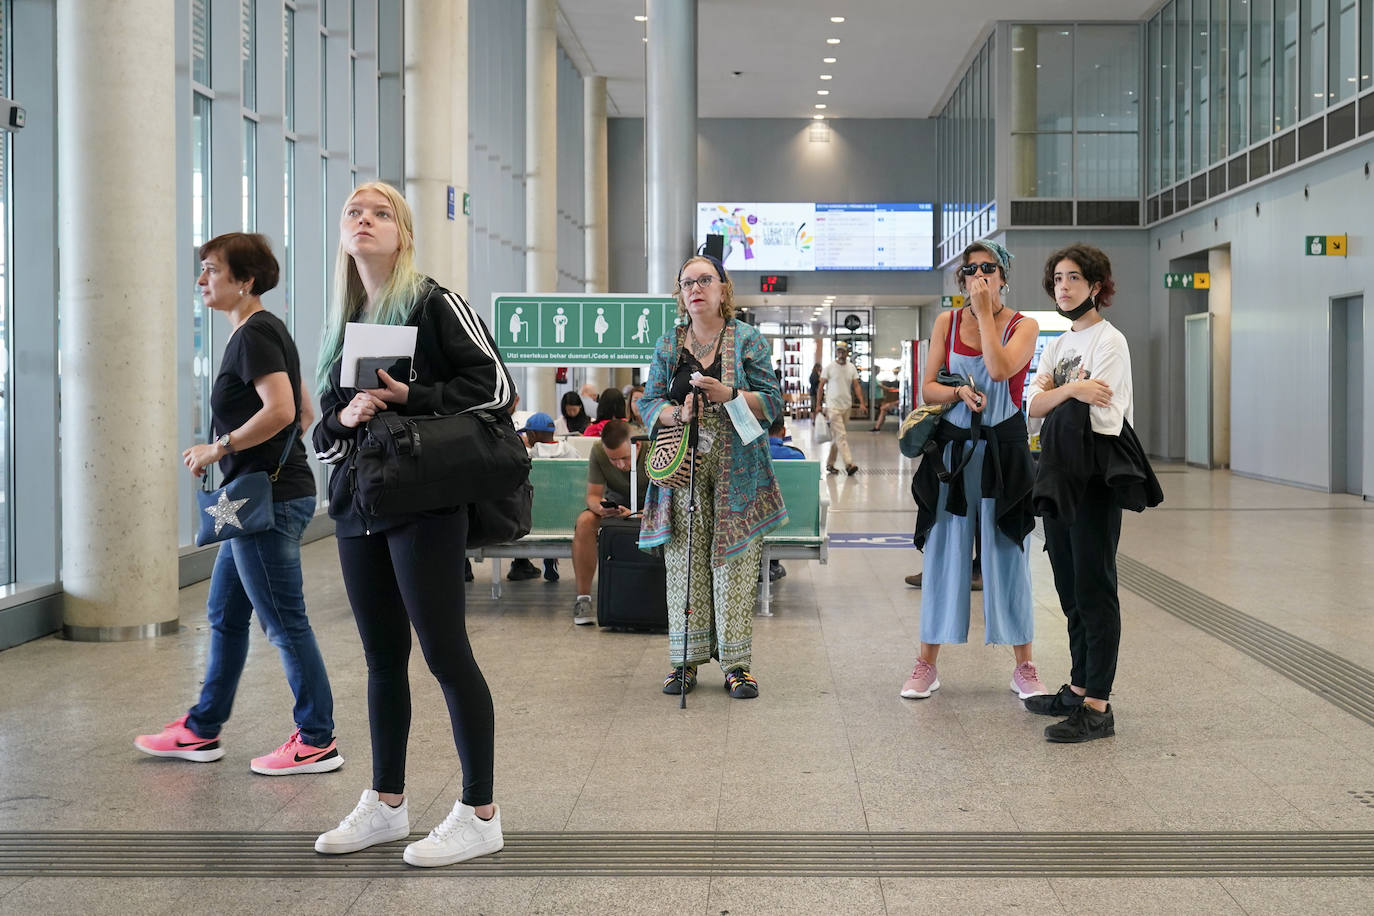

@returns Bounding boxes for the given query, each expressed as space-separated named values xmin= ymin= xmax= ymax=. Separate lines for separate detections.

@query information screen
xmin=697 ymin=202 xmax=933 ymax=273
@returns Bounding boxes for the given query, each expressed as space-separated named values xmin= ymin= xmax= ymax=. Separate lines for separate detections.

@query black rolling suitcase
xmin=596 ymin=440 xmax=668 ymax=630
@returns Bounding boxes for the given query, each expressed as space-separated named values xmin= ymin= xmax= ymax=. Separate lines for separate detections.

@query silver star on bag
xmin=204 ymin=490 xmax=250 ymax=535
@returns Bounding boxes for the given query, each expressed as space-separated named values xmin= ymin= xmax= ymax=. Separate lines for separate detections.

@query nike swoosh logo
xmin=294 ymin=751 xmax=325 ymax=763
xmin=176 ymin=739 xmax=212 ymax=748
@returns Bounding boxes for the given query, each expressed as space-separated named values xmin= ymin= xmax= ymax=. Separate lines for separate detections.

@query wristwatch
xmin=215 ymin=433 xmax=234 ymax=454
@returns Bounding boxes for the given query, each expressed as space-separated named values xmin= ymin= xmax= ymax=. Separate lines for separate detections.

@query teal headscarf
xmin=968 ymin=238 xmax=1013 ymax=275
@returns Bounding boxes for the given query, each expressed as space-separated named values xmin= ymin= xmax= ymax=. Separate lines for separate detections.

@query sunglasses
xmin=959 ymin=263 xmax=1002 ymax=276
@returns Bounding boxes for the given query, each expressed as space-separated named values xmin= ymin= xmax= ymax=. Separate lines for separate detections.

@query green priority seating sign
xmin=493 ymin=294 xmax=678 ymax=366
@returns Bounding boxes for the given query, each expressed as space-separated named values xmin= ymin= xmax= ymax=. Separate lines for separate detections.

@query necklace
xmin=687 ymin=323 xmax=723 ymax=361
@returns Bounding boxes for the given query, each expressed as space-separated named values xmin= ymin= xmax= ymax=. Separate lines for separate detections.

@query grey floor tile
xmin=1218 ymin=877 xmax=1374 ymax=916
xmin=882 ymin=878 xmax=1066 ymax=915
xmin=0 ymin=878 xmax=186 ymax=916
xmin=527 ymin=877 xmax=710 ymax=916
xmin=707 ymin=877 xmax=887 ymax=916
xmin=1048 ymin=878 xmax=1246 ymax=915
xmin=346 ymin=877 xmax=542 ymax=915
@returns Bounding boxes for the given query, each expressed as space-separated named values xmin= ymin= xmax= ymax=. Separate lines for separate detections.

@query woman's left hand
xmin=689 ymin=375 xmax=732 ymax=404
xmin=967 ymin=274 xmax=1000 ymax=322
xmin=182 ymin=442 xmax=223 ymax=478
xmin=364 ymin=369 xmax=409 ymax=405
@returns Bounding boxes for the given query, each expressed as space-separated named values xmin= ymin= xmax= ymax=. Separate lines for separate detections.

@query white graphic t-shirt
xmin=1027 ymin=319 xmax=1133 ymax=435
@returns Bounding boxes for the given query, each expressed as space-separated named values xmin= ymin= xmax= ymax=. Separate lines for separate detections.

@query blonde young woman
xmin=638 ymin=255 xmax=787 ymax=699
xmin=311 ymin=182 xmax=516 ymax=867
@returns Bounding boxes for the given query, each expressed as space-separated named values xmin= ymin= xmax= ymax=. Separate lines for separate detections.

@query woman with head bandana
xmin=901 ymin=240 xmax=1046 ymax=704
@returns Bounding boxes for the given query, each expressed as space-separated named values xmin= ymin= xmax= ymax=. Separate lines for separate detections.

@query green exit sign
xmin=1163 ymin=272 xmax=1210 ymax=290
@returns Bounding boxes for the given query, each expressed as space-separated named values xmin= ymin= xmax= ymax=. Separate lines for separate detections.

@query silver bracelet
xmin=672 ymin=404 xmax=682 ymax=425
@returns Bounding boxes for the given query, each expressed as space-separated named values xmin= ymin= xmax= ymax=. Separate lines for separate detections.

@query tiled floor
xmin=2 ymin=427 xmax=1373 ymax=914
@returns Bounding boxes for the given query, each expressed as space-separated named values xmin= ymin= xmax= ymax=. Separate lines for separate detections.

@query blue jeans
xmin=187 ymin=496 xmax=335 ymax=747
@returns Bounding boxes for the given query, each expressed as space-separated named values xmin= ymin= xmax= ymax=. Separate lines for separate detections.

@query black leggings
xmin=337 ymin=511 xmax=494 ymax=805
xmin=1042 ymin=477 xmax=1123 ymax=700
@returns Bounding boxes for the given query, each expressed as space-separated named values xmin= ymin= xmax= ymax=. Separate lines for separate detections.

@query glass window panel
xmin=1229 ymin=0 xmax=1249 ymax=151
xmin=1149 ymin=14 xmax=1162 ymax=194
xmin=192 ymin=93 xmax=213 ymax=444
xmin=1012 ymin=132 xmax=1072 ymax=197
xmin=1164 ymin=2 xmax=1177 ymax=183
xmin=285 ymin=7 xmax=295 ymax=132
xmin=1252 ymin=0 xmax=1274 ymax=139
xmin=192 ymin=0 xmax=211 ymax=86
xmin=1212 ymin=0 xmax=1228 ymax=162
xmin=351 ymin=55 xmax=358 ymax=164
xmin=1175 ymin=2 xmax=1191 ymax=180
xmin=0 ymin=10 xmax=9 ymax=583
xmin=1362 ymin=0 xmax=1371 ymax=91
xmin=1193 ymin=0 xmax=1209 ymax=171
xmin=242 ymin=0 xmax=257 ymax=111
xmin=1010 ymin=26 xmax=1074 ymax=132
xmin=284 ymin=139 xmax=294 ymax=332
xmin=320 ymin=31 xmax=328 ymax=147
xmin=1075 ymin=26 xmax=1141 ymax=133
xmin=1328 ymin=0 xmax=1357 ymax=103
xmin=1276 ymin=0 xmax=1299 ymax=129
xmin=1301 ymin=0 xmax=1327 ymax=117
xmin=242 ymin=118 xmax=257 ymax=230
xmin=1076 ymin=133 xmax=1141 ymax=197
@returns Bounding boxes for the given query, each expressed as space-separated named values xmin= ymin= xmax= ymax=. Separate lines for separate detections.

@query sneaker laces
xmin=268 ymin=730 xmax=305 ymax=757
xmin=1016 ymin=661 xmax=1040 ymax=682
xmin=909 ymin=659 xmax=934 ymax=680
xmin=428 ymin=805 xmax=475 ymax=842
xmin=337 ymin=795 xmax=383 ymax=831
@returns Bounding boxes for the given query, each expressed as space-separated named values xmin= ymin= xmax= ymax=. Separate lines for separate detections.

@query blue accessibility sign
xmin=828 ymin=533 xmax=914 ymax=549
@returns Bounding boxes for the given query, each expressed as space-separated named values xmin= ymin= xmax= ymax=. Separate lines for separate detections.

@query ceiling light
xmin=812 ymin=114 xmax=826 ymax=120
xmin=823 ymin=57 xmax=836 ymax=63
xmin=634 ymin=15 xmax=647 ymax=22
xmin=830 ymin=16 xmax=845 ymax=23
xmin=814 ymin=103 xmax=827 ymax=109
xmin=826 ymin=38 xmax=841 ymax=44
xmin=817 ymin=89 xmax=830 ymax=95
xmin=820 ymin=74 xmax=833 ymax=80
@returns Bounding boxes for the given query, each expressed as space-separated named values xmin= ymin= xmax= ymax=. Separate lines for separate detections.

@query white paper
xmin=724 ymin=393 xmax=765 ymax=444
xmin=340 ymin=322 xmax=418 ymax=387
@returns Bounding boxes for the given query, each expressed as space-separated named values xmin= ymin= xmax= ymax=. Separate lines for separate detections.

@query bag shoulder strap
xmin=946 ymin=308 xmax=960 ymax=364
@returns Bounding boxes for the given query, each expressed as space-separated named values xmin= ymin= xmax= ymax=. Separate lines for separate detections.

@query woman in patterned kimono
xmin=638 ymin=255 xmax=787 ymax=699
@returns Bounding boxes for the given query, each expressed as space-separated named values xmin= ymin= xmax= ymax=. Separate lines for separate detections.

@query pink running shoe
xmin=900 ymin=659 xmax=940 ymax=699
xmin=250 ymin=730 xmax=344 ymax=776
xmin=134 ymin=715 xmax=225 ymax=762
xmin=1011 ymin=661 xmax=1049 ymax=699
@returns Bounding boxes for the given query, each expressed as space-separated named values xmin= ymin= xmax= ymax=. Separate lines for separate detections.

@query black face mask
xmin=1057 ymin=297 xmax=1097 ymax=321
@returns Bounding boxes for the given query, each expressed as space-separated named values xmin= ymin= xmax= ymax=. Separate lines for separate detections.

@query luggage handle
xmin=630 ymin=434 xmax=650 ymax=515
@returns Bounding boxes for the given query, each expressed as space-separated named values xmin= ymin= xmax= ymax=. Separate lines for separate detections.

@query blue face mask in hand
xmin=724 ymin=391 xmax=764 ymax=444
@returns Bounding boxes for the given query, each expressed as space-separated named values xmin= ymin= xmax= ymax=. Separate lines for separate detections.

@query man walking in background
xmin=817 ymin=341 xmax=866 ymax=475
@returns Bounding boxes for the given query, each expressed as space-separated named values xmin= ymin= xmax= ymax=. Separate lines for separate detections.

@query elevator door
xmin=1184 ymin=313 xmax=1212 ymax=468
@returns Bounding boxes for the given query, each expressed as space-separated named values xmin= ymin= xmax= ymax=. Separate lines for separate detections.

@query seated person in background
xmin=870 ymin=376 xmax=901 ymax=430
xmin=570 ymin=419 xmax=648 ymax=625
xmin=555 ymin=390 xmax=590 ymax=435
xmin=627 ymin=384 xmax=647 ymax=437
xmin=582 ymin=387 xmax=627 ymax=437
xmin=766 ymin=415 xmax=805 ymax=581
xmin=508 ymin=412 xmax=569 ymax=582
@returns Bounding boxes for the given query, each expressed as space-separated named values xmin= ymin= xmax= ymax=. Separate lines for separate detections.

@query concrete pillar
xmin=645 ymin=0 xmax=698 ymax=294
xmin=1010 ymin=25 xmax=1038 ymax=197
xmin=405 ymin=0 xmax=454 ymax=285
xmin=583 ymin=74 xmax=610 ymax=397
xmin=524 ymin=0 xmax=558 ymax=414
xmin=1208 ymin=247 xmax=1232 ymax=468
xmin=56 ymin=0 xmax=179 ymax=639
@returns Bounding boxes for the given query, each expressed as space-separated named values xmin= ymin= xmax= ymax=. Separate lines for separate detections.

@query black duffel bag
xmin=353 ymin=408 xmax=532 ymax=517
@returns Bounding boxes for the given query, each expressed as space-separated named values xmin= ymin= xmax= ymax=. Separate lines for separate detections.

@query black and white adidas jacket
xmin=313 ymin=278 xmax=517 ymax=537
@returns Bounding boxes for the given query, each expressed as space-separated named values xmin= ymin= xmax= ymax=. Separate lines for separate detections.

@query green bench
xmin=470 ymin=457 xmax=829 ymax=614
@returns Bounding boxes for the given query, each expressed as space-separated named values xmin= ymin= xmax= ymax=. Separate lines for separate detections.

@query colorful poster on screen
xmin=697 ymin=202 xmax=933 ymax=272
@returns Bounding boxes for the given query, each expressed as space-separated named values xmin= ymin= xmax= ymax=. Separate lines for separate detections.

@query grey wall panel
xmin=1149 ymin=139 xmax=1374 ymax=490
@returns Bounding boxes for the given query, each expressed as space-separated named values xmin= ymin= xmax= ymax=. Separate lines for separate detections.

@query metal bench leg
xmin=490 ymin=558 xmax=503 ymax=599
xmin=757 ymin=546 xmax=773 ymax=617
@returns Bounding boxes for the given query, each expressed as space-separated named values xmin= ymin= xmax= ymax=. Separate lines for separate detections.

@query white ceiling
xmin=557 ymin=0 xmax=1159 ymax=119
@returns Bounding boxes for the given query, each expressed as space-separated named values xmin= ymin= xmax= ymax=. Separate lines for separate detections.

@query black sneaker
xmin=507 ymin=558 xmax=540 ymax=580
xmin=1044 ymin=703 xmax=1115 ymax=743
xmin=464 ymin=560 xmax=474 ymax=583
xmin=543 ymin=559 xmax=559 ymax=581
xmin=724 ymin=668 xmax=759 ymax=699
xmin=662 ymin=666 xmax=697 ymax=695
xmin=1024 ymin=684 xmax=1084 ymax=716
xmin=768 ymin=560 xmax=786 ymax=581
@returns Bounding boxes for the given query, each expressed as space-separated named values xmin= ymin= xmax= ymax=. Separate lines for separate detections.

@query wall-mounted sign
xmin=446 ymin=186 xmax=455 ymax=221
xmin=940 ymin=295 xmax=966 ymax=308
xmin=1305 ymin=234 xmax=1346 ymax=256
xmin=1164 ymin=272 xmax=1210 ymax=289
xmin=493 ymin=294 xmax=678 ymax=366
xmin=463 ymin=192 xmax=472 ymax=216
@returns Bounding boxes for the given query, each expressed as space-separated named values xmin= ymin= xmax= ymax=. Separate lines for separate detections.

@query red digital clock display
xmin=759 ymin=275 xmax=789 ymax=293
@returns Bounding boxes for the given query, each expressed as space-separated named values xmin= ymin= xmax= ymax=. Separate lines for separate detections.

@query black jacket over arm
xmin=1032 ymin=399 xmax=1163 ymax=523
xmin=312 ymin=279 xmax=516 ymax=536
xmin=911 ymin=412 xmax=1036 ymax=551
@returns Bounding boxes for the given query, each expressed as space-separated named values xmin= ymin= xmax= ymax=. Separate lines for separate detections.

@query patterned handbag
xmin=646 ymin=421 xmax=694 ymax=489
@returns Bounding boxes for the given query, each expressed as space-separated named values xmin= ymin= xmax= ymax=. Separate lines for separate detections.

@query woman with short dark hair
xmin=582 ymin=387 xmax=627 ymax=437
xmin=555 ymin=390 xmax=589 ymax=435
xmin=135 ymin=232 xmax=337 ymax=777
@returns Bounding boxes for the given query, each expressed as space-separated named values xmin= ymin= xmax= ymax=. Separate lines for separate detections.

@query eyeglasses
xmin=679 ymin=275 xmax=717 ymax=292
xmin=958 ymin=262 xmax=1001 ymax=276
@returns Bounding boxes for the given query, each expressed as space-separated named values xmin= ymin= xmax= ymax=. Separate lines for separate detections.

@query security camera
xmin=0 ymin=97 xmax=25 ymax=131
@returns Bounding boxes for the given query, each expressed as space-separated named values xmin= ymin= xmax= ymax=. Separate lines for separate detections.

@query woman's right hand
xmin=338 ymin=391 xmax=388 ymax=428
xmin=956 ymin=384 xmax=985 ymax=413
xmin=679 ymin=393 xmax=696 ymax=424
xmin=1069 ymin=378 xmax=1114 ymax=407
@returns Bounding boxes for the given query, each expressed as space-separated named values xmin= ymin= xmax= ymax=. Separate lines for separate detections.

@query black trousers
xmin=337 ymin=511 xmax=495 ymax=805
xmin=1041 ymin=477 xmax=1123 ymax=700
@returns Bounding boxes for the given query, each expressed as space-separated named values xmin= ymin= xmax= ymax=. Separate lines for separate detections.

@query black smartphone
xmin=600 ymin=499 xmax=620 ymax=510
xmin=355 ymin=356 xmax=412 ymax=389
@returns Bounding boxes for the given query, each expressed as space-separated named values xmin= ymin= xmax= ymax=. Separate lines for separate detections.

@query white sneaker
xmin=403 ymin=801 xmax=504 ymax=867
xmin=573 ymin=595 xmax=595 ymax=626
xmin=315 ymin=789 xmax=410 ymax=854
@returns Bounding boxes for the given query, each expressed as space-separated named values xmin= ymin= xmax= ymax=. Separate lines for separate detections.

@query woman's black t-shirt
xmin=211 ymin=310 xmax=315 ymax=501
xmin=668 ymin=349 xmax=722 ymax=403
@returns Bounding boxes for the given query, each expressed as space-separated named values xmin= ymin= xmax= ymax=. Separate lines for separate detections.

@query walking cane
xmin=677 ymin=387 xmax=703 ymax=710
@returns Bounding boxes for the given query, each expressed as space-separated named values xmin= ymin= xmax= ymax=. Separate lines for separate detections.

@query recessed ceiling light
xmin=830 ymin=16 xmax=846 ymax=23
xmin=812 ymin=114 xmax=826 ymax=120
xmin=823 ymin=57 xmax=836 ymax=63
xmin=819 ymin=74 xmax=833 ymax=80
xmin=817 ymin=89 xmax=829 ymax=96
xmin=826 ymin=38 xmax=841 ymax=44
xmin=814 ymin=103 xmax=827 ymax=109
xmin=634 ymin=15 xmax=647 ymax=22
